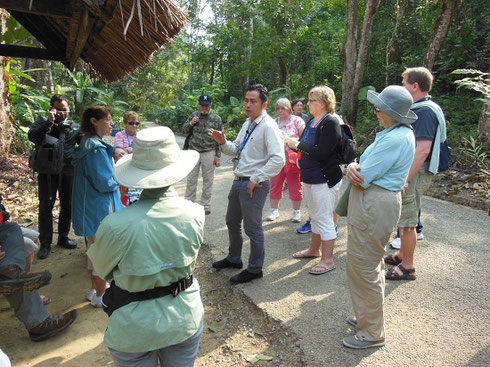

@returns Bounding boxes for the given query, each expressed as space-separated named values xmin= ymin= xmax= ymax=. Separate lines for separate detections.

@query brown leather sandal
xmin=383 ymin=254 xmax=402 ymax=266
xmin=386 ymin=264 xmax=416 ymax=281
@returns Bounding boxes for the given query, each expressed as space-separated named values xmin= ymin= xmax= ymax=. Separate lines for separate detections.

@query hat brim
xmin=367 ymin=91 xmax=418 ymax=125
xmin=199 ymin=101 xmax=212 ymax=106
xmin=114 ymin=150 xmax=199 ymax=189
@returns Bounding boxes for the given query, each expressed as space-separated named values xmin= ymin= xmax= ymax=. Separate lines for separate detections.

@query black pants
xmin=38 ymin=173 xmax=73 ymax=245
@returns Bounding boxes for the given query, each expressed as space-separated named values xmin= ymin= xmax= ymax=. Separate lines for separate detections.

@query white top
xmin=221 ymin=111 xmax=285 ymax=184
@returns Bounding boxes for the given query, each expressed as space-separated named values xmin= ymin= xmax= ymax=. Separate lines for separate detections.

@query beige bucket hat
xmin=114 ymin=126 xmax=198 ymax=189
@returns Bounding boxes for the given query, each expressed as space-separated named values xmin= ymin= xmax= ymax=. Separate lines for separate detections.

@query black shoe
xmin=57 ymin=237 xmax=77 ymax=249
xmin=230 ymin=269 xmax=263 ymax=284
xmin=37 ymin=245 xmax=51 ymax=260
xmin=212 ymin=258 xmax=243 ymax=270
xmin=205 ymin=210 xmax=211 ymax=215
xmin=28 ymin=310 xmax=78 ymax=342
xmin=0 ymin=265 xmax=52 ymax=294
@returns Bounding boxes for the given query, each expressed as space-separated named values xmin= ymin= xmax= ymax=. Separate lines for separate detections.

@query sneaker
xmin=335 ymin=225 xmax=339 ymax=235
xmin=91 ymin=294 xmax=103 ymax=308
xmin=212 ymin=258 xmax=243 ymax=270
xmin=342 ymin=334 xmax=385 ymax=349
xmin=292 ymin=210 xmax=301 ymax=223
xmin=296 ymin=220 xmax=312 ymax=234
xmin=28 ymin=310 xmax=78 ymax=342
xmin=417 ymin=232 xmax=424 ymax=241
xmin=0 ymin=265 xmax=52 ymax=295
xmin=86 ymin=288 xmax=96 ymax=302
xmin=346 ymin=315 xmax=357 ymax=327
xmin=390 ymin=237 xmax=401 ymax=249
xmin=230 ymin=269 xmax=263 ymax=284
xmin=265 ymin=208 xmax=279 ymax=221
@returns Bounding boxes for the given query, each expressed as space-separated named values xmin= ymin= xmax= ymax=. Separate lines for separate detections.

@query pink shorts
xmin=270 ymin=167 xmax=303 ymax=201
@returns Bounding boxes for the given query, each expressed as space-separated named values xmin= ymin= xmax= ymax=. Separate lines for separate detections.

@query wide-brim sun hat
xmin=114 ymin=126 xmax=199 ymax=189
xmin=367 ymin=85 xmax=418 ymax=125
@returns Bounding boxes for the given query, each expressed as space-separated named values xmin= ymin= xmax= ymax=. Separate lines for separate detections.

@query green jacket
xmin=88 ymin=187 xmax=204 ymax=353
xmin=182 ymin=110 xmax=223 ymax=157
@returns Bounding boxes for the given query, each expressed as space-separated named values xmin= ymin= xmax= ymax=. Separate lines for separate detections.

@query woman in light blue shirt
xmin=342 ymin=86 xmax=416 ymax=349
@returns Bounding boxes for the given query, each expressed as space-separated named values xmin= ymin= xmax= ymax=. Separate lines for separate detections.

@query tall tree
xmin=423 ymin=0 xmax=459 ymax=71
xmin=385 ymin=0 xmax=406 ymax=85
xmin=341 ymin=0 xmax=381 ymax=125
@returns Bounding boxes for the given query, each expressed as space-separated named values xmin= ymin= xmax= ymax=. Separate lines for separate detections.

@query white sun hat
xmin=114 ymin=126 xmax=198 ymax=189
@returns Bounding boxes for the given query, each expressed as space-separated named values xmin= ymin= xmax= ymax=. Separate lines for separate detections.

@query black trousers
xmin=37 ymin=173 xmax=73 ymax=245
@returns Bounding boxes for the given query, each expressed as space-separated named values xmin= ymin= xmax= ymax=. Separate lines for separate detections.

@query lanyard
xmin=239 ymin=120 xmax=258 ymax=153
xmin=125 ymin=131 xmax=134 ymax=147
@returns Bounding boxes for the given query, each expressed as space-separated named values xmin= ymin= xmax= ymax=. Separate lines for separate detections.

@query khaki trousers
xmin=184 ymin=150 xmax=216 ymax=210
xmin=346 ymin=185 xmax=401 ymax=341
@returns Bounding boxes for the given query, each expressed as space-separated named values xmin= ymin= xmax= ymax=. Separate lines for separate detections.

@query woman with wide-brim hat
xmin=342 ymin=85 xmax=417 ymax=349
xmin=87 ymin=127 xmax=205 ymax=366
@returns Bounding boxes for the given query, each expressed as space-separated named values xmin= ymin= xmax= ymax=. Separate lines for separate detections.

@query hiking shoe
xmin=265 ymin=208 xmax=279 ymax=221
xmin=297 ymin=220 xmax=312 ymax=234
xmin=342 ymin=335 xmax=385 ymax=349
xmin=346 ymin=315 xmax=357 ymax=327
xmin=0 ymin=265 xmax=52 ymax=294
xmin=212 ymin=258 xmax=243 ymax=270
xmin=28 ymin=310 xmax=77 ymax=342
xmin=417 ymin=232 xmax=424 ymax=241
xmin=389 ymin=237 xmax=401 ymax=249
xmin=91 ymin=294 xmax=103 ymax=308
xmin=230 ymin=269 xmax=263 ymax=284
xmin=292 ymin=210 xmax=301 ymax=223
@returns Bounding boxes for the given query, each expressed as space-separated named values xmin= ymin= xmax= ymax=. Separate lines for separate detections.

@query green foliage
xmin=456 ymin=136 xmax=489 ymax=169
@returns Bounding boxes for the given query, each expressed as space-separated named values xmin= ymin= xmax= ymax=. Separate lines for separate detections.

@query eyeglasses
xmin=127 ymin=121 xmax=140 ymax=126
xmin=374 ymin=107 xmax=381 ymax=114
xmin=308 ymin=99 xmax=318 ymax=103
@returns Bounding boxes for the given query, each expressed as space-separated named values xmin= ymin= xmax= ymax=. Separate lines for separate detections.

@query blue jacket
xmin=72 ymin=137 xmax=122 ymax=236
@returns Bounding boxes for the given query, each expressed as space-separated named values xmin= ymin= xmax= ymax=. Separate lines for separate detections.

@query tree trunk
xmin=386 ymin=0 xmax=405 ymax=85
xmin=423 ymin=0 xmax=459 ymax=71
xmin=349 ymin=0 xmax=381 ymax=125
xmin=243 ymin=15 xmax=253 ymax=92
xmin=278 ymin=54 xmax=288 ymax=87
xmin=0 ymin=57 xmax=14 ymax=160
xmin=340 ymin=0 xmax=359 ymax=123
xmin=477 ymin=102 xmax=490 ymax=145
xmin=46 ymin=61 xmax=54 ymax=93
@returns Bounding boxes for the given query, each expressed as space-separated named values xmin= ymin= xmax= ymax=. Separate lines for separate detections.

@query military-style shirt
xmin=182 ymin=111 xmax=223 ymax=157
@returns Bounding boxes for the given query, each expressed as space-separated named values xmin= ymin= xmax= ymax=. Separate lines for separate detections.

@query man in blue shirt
xmin=385 ymin=67 xmax=447 ymax=281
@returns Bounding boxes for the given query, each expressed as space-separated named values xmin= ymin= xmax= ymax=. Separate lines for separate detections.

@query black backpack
xmin=339 ymin=123 xmax=356 ymax=164
xmin=28 ymin=129 xmax=66 ymax=175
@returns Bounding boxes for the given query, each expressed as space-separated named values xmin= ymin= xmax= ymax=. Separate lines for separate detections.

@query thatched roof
xmin=0 ymin=0 xmax=187 ymax=82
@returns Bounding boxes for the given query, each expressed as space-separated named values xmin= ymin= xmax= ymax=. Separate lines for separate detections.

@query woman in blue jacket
xmin=72 ymin=106 xmax=122 ymax=307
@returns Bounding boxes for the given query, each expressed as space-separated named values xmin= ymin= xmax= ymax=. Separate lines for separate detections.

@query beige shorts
xmin=398 ymin=165 xmax=433 ymax=228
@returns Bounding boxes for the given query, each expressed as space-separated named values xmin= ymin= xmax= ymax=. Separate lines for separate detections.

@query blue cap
xmin=198 ymin=94 xmax=212 ymax=105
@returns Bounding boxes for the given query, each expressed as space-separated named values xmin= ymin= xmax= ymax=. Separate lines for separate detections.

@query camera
xmin=0 ymin=195 xmax=10 ymax=224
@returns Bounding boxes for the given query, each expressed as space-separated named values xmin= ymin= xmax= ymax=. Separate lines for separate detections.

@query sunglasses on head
xmin=128 ymin=121 xmax=140 ymax=126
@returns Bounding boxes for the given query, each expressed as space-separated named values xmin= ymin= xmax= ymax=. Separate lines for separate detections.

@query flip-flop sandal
xmin=292 ymin=251 xmax=320 ymax=259
xmin=308 ymin=264 xmax=336 ymax=275
xmin=385 ymin=264 xmax=416 ymax=281
xmin=383 ymin=254 xmax=402 ymax=266
xmin=40 ymin=295 xmax=51 ymax=305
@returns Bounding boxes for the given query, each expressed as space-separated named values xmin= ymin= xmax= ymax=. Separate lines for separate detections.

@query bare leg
xmin=316 ymin=239 xmax=335 ymax=269
xmin=333 ymin=211 xmax=338 ymax=226
xmin=292 ymin=200 xmax=301 ymax=210
xmin=25 ymin=253 xmax=34 ymax=273
xmin=294 ymin=232 xmax=321 ymax=257
xmin=270 ymin=199 xmax=280 ymax=210
xmin=92 ymin=274 xmax=107 ymax=296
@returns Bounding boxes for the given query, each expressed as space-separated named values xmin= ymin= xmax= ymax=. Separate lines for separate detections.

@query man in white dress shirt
xmin=208 ymin=84 xmax=285 ymax=284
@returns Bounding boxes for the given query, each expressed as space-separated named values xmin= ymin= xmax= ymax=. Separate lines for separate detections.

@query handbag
xmin=284 ymin=149 xmax=299 ymax=174
xmin=335 ymin=182 xmax=352 ymax=217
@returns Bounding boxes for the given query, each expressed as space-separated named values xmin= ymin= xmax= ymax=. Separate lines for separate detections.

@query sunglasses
xmin=308 ymin=99 xmax=318 ymax=103
xmin=374 ymin=107 xmax=381 ymax=114
xmin=127 ymin=121 xmax=140 ymax=126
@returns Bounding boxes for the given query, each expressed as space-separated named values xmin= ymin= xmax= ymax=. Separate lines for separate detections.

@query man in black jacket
xmin=28 ymin=95 xmax=81 ymax=259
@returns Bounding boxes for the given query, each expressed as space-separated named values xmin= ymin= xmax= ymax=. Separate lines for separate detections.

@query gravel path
xmin=201 ymin=152 xmax=490 ymax=366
